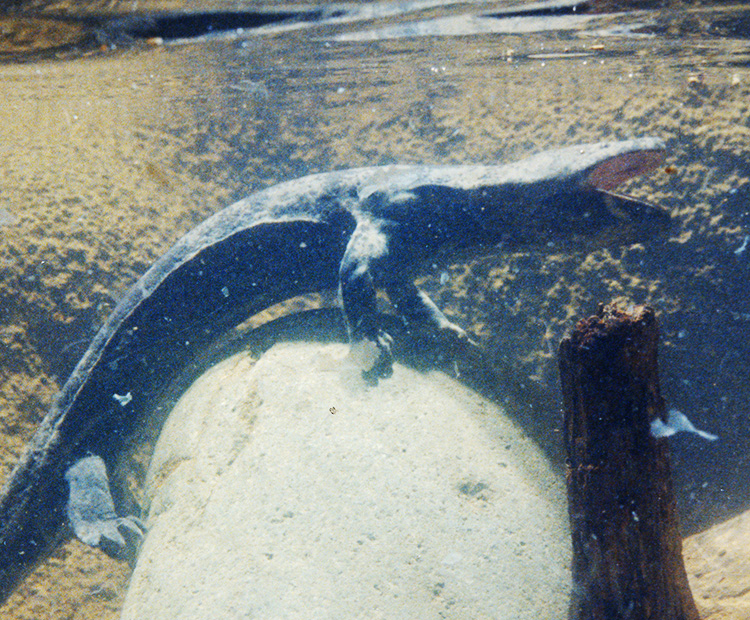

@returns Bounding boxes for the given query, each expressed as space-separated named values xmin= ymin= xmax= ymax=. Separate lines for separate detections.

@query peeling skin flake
xmin=650 ymin=409 xmax=717 ymax=441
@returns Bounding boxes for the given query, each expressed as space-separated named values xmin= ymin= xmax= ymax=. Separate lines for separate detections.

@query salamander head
xmin=548 ymin=143 xmax=672 ymax=250
xmin=476 ymin=139 xmax=672 ymax=252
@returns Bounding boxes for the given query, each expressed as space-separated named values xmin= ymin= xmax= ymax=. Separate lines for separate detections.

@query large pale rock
xmin=684 ymin=509 xmax=750 ymax=620
xmin=121 ymin=342 xmax=570 ymax=620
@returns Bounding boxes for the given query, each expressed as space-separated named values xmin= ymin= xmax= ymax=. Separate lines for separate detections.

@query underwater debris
xmin=650 ymin=408 xmax=718 ymax=441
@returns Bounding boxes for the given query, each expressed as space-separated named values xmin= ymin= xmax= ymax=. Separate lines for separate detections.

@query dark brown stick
xmin=559 ymin=304 xmax=699 ymax=620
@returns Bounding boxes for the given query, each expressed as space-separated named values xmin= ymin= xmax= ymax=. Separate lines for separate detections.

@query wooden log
xmin=558 ymin=304 xmax=699 ymax=620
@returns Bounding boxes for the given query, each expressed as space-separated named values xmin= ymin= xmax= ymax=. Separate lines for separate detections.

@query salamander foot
xmin=65 ymin=455 xmax=146 ymax=566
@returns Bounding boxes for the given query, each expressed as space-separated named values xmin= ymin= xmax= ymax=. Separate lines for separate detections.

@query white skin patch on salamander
xmin=352 ymin=262 xmax=369 ymax=278
xmin=348 ymin=337 xmax=381 ymax=371
xmin=354 ymin=218 xmax=389 ymax=262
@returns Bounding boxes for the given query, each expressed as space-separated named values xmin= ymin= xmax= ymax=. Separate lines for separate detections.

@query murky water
xmin=1 ymin=1 xmax=749 ymax=618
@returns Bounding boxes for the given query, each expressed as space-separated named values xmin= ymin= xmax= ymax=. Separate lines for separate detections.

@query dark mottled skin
xmin=0 ymin=138 xmax=670 ymax=604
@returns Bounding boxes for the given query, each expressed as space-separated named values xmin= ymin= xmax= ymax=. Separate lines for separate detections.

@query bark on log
xmin=558 ymin=304 xmax=699 ymax=620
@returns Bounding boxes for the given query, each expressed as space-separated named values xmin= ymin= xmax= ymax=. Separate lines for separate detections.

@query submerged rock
xmin=121 ymin=342 xmax=570 ymax=619
xmin=684 ymin=509 xmax=750 ymax=620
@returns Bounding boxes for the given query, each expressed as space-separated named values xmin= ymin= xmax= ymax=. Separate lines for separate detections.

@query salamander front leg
xmin=65 ymin=455 xmax=146 ymax=566
xmin=339 ymin=223 xmax=394 ymax=384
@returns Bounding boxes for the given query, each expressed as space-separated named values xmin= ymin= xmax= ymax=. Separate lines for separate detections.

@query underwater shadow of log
xmin=559 ymin=304 xmax=699 ymax=620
